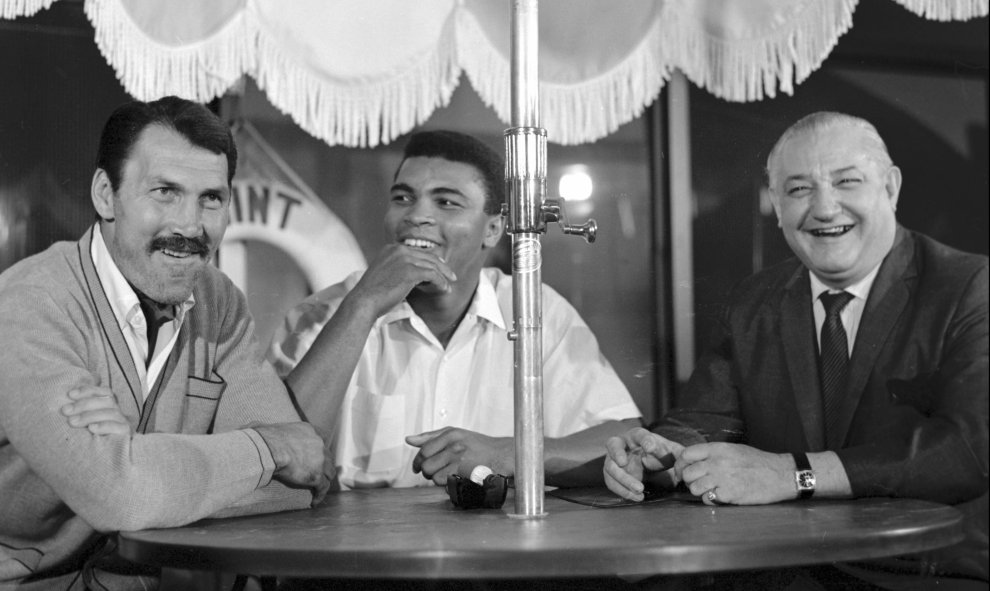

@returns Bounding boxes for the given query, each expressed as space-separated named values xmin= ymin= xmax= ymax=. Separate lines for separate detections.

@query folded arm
xmin=0 ymin=285 xmax=316 ymax=532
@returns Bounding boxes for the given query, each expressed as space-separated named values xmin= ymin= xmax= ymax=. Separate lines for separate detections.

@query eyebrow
xmin=830 ymin=166 xmax=862 ymax=176
xmin=149 ymin=176 xmax=228 ymax=196
xmin=149 ymin=176 xmax=182 ymax=188
xmin=429 ymin=186 xmax=465 ymax=198
xmin=783 ymin=165 xmax=863 ymax=184
xmin=389 ymin=182 xmax=466 ymax=198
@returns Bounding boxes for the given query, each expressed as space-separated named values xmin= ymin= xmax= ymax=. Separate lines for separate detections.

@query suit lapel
xmin=78 ymin=226 xmax=144 ymax=412
xmin=780 ymin=266 xmax=827 ymax=450
xmin=832 ymin=228 xmax=915 ymax=447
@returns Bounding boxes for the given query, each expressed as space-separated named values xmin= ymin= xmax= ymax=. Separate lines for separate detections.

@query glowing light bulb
xmin=558 ymin=169 xmax=593 ymax=202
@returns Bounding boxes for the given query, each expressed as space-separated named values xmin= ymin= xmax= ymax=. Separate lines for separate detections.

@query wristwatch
xmin=793 ymin=452 xmax=815 ymax=499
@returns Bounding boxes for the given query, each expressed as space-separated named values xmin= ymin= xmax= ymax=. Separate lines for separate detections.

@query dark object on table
xmin=446 ymin=472 xmax=509 ymax=509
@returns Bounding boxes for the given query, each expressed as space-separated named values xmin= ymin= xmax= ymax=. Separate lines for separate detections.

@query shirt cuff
xmin=243 ymin=428 xmax=278 ymax=488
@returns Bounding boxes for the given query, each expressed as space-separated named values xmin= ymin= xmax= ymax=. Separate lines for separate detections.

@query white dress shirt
xmin=270 ymin=267 xmax=642 ymax=489
xmin=809 ymin=264 xmax=881 ymax=355
xmin=91 ymin=225 xmax=194 ymax=400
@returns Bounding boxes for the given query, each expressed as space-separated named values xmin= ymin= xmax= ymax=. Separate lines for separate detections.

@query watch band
xmin=793 ymin=452 xmax=815 ymax=499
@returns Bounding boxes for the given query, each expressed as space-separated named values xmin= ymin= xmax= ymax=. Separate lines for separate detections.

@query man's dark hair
xmin=399 ymin=130 xmax=504 ymax=215
xmin=96 ymin=96 xmax=237 ymax=191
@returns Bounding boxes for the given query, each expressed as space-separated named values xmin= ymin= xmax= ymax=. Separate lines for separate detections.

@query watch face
xmin=797 ymin=470 xmax=816 ymax=490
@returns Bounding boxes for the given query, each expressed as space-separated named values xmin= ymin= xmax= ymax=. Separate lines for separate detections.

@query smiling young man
xmin=270 ymin=130 xmax=641 ymax=490
xmin=0 ymin=97 xmax=331 ymax=590
xmin=604 ymin=112 xmax=987 ymax=585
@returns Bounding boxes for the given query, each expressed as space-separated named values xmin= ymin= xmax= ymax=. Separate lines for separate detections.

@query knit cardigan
xmin=0 ymin=227 xmax=311 ymax=588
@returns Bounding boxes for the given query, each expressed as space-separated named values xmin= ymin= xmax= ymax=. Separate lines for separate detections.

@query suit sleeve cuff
xmin=243 ymin=428 xmax=278 ymax=488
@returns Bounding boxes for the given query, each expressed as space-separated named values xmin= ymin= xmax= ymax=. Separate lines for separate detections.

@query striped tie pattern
xmin=819 ymin=291 xmax=854 ymax=448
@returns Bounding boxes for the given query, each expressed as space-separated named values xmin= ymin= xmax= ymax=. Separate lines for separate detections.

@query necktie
xmin=133 ymin=289 xmax=175 ymax=363
xmin=819 ymin=291 xmax=854 ymax=448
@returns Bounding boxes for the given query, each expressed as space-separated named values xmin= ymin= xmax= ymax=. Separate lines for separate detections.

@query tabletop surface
xmin=118 ymin=487 xmax=964 ymax=579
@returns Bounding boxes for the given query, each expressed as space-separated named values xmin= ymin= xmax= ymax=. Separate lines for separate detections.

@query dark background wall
xmin=0 ymin=4 xmax=130 ymax=271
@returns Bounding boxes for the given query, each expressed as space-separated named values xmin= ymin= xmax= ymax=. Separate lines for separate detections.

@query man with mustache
xmin=0 ymin=96 xmax=332 ymax=590
xmin=270 ymin=130 xmax=642 ymax=489
xmin=604 ymin=112 xmax=988 ymax=586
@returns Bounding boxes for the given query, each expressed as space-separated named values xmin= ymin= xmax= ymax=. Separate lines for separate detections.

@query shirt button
xmin=439 ymin=409 xmax=448 ymax=419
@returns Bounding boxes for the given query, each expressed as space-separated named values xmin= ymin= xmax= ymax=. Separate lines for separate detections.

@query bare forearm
xmin=544 ymin=418 xmax=643 ymax=487
xmin=284 ymin=295 xmax=375 ymax=433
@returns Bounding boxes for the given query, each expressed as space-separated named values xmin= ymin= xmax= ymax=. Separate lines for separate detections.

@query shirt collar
xmin=379 ymin=270 xmax=506 ymax=331
xmin=470 ymin=270 xmax=506 ymax=330
xmin=91 ymin=224 xmax=195 ymax=328
xmin=808 ymin=263 xmax=881 ymax=304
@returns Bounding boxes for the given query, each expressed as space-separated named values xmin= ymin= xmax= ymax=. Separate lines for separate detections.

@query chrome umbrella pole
xmin=505 ymin=0 xmax=546 ymax=518
xmin=503 ymin=0 xmax=597 ymax=519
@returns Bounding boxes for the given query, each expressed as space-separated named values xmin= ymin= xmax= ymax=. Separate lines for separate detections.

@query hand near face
xmin=350 ymin=244 xmax=457 ymax=319
xmin=603 ymin=428 xmax=683 ymax=501
xmin=252 ymin=422 xmax=335 ymax=506
xmin=61 ymin=386 xmax=131 ymax=435
xmin=406 ymin=427 xmax=512 ymax=486
xmin=676 ymin=442 xmax=794 ymax=505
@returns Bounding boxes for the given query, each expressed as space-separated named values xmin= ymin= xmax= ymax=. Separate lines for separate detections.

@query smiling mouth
xmin=151 ymin=235 xmax=209 ymax=260
xmin=807 ymin=225 xmax=853 ymax=238
xmin=161 ymin=248 xmax=196 ymax=259
xmin=402 ymin=238 xmax=439 ymax=250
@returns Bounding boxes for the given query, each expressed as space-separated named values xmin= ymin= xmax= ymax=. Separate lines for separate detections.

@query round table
xmin=117 ymin=487 xmax=963 ymax=580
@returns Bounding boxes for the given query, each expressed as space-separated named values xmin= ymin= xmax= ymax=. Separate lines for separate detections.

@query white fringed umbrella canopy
xmin=3 ymin=0 xmax=987 ymax=147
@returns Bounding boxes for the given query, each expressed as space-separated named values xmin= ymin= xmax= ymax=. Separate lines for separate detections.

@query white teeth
xmin=162 ymin=249 xmax=191 ymax=258
xmin=403 ymin=238 xmax=438 ymax=249
xmin=810 ymin=225 xmax=851 ymax=237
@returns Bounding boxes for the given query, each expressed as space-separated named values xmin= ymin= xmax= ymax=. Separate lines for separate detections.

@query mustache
xmin=150 ymin=235 xmax=211 ymax=256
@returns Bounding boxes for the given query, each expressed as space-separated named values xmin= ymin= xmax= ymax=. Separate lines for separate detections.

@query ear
xmin=767 ymin=186 xmax=783 ymax=228
xmin=91 ymin=169 xmax=116 ymax=221
xmin=884 ymin=165 xmax=902 ymax=212
xmin=482 ymin=214 xmax=505 ymax=249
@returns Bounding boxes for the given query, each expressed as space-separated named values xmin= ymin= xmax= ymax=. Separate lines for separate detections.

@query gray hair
xmin=765 ymin=112 xmax=893 ymax=185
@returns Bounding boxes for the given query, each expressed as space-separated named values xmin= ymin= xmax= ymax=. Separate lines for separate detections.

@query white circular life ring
xmin=219 ymin=180 xmax=366 ymax=293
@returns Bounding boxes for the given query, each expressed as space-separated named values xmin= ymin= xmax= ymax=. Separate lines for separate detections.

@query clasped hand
xmin=674 ymin=442 xmax=796 ymax=505
xmin=604 ymin=427 xmax=797 ymax=506
xmin=603 ymin=427 xmax=684 ymax=502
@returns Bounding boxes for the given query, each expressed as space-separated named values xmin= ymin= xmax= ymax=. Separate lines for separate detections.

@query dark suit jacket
xmin=657 ymin=227 xmax=988 ymax=580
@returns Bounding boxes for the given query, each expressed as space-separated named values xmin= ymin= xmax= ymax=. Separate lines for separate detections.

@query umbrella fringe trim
xmin=456 ymin=6 xmax=671 ymax=146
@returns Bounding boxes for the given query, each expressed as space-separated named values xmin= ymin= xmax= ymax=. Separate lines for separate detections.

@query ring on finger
xmin=706 ymin=488 xmax=718 ymax=504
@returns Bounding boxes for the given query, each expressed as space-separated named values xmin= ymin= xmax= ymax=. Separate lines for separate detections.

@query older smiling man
xmin=604 ymin=112 xmax=988 ymax=586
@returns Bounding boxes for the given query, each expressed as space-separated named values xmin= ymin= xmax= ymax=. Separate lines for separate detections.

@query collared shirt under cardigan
xmin=270 ymin=267 xmax=642 ymax=489
xmin=91 ymin=224 xmax=195 ymax=400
